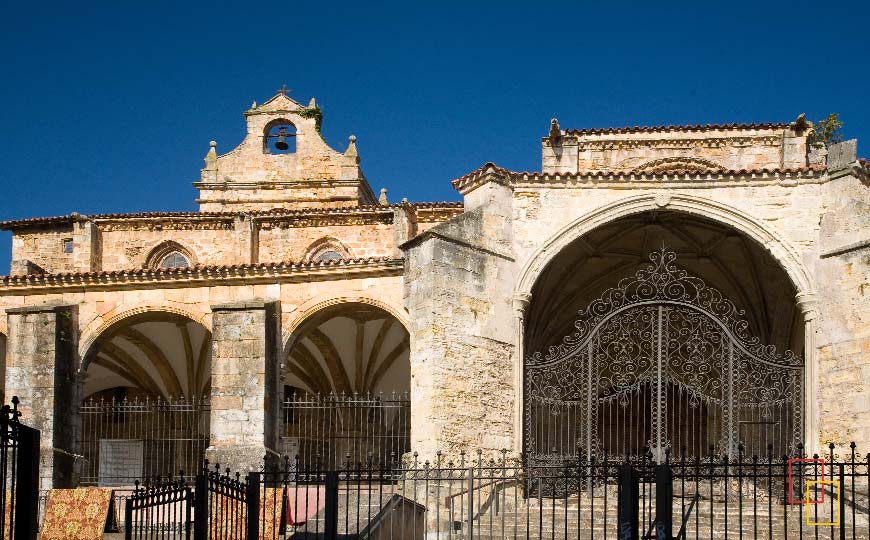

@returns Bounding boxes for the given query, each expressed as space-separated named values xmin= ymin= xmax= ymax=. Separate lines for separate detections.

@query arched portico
xmin=281 ymin=299 xmax=411 ymax=468
xmin=77 ymin=309 xmax=211 ymax=486
xmin=513 ymin=194 xmax=819 ymax=457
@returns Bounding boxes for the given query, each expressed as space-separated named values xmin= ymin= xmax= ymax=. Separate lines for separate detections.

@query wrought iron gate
xmin=525 ymin=249 xmax=803 ymax=464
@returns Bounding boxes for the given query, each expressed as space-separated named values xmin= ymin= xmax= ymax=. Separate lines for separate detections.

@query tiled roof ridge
xmin=450 ymin=162 xmax=514 ymax=187
xmin=562 ymin=122 xmax=792 ymax=136
xmin=514 ymin=165 xmax=822 ymax=179
xmin=0 ymin=256 xmax=402 ymax=283
xmin=0 ymin=202 xmax=464 ymax=229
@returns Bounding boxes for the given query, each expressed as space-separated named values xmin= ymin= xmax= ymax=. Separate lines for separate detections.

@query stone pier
xmin=206 ymin=300 xmax=280 ymax=472
xmin=5 ymin=304 xmax=79 ymax=491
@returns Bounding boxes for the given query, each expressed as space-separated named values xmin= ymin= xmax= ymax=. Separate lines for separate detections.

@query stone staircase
xmin=289 ymin=483 xmax=870 ymax=539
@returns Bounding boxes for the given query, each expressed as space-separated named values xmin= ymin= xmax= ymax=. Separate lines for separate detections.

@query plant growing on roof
xmin=807 ymin=113 xmax=843 ymax=149
xmin=299 ymin=106 xmax=323 ymax=135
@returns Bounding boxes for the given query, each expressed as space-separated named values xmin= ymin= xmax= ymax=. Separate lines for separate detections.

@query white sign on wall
xmin=98 ymin=439 xmax=144 ymax=487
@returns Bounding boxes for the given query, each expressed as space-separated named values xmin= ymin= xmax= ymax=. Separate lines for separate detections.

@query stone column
xmin=207 ymin=301 xmax=280 ymax=473
xmin=5 ymin=304 xmax=79 ymax=490
xmin=511 ymin=293 xmax=530 ymax=454
xmin=796 ymin=292 xmax=819 ymax=455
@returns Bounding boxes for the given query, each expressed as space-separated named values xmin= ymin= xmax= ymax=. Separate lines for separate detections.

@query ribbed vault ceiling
xmin=84 ymin=314 xmax=211 ymax=400
xmin=526 ymin=211 xmax=802 ymax=359
xmin=285 ymin=303 xmax=410 ymax=396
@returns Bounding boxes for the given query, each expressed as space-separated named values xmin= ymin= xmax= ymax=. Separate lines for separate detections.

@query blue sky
xmin=1 ymin=0 xmax=868 ymax=274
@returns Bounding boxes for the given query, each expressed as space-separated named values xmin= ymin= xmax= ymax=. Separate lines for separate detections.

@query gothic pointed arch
xmin=143 ymin=240 xmax=197 ymax=269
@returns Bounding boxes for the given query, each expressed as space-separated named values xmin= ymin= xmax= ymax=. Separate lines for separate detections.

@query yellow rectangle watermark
xmin=805 ymin=479 xmax=840 ymax=527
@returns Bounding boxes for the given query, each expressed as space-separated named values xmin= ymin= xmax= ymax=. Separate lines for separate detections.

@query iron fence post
xmin=123 ymin=498 xmax=133 ymax=540
xmin=193 ymin=473 xmax=208 ymax=540
xmin=467 ymin=466 xmax=474 ymax=540
xmin=246 ymin=471 xmax=261 ymax=540
xmin=654 ymin=464 xmax=672 ymax=540
xmin=618 ymin=464 xmax=639 ymax=540
xmin=324 ymin=471 xmax=339 ymax=540
xmin=840 ymin=464 xmax=846 ymax=540
xmin=14 ymin=424 xmax=39 ymax=540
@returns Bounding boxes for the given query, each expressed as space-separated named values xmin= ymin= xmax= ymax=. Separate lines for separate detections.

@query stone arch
xmin=302 ymin=236 xmax=354 ymax=262
xmin=630 ymin=156 xmax=727 ymax=174
xmin=512 ymin=192 xmax=819 ymax=454
xmin=263 ymin=118 xmax=297 ymax=154
xmin=143 ymin=240 xmax=197 ymax=269
xmin=515 ymin=193 xmax=814 ymax=300
xmin=283 ymin=294 xmax=410 ymax=354
xmin=280 ymin=295 xmax=411 ymax=468
xmin=76 ymin=307 xmax=211 ymax=485
xmin=79 ymin=309 xmax=212 ymax=398
xmin=79 ymin=302 xmax=211 ymax=364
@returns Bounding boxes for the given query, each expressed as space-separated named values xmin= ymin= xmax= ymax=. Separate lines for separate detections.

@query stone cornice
xmin=193 ymin=178 xmax=366 ymax=190
xmin=0 ymin=257 xmax=404 ymax=295
xmin=452 ymin=164 xmax=825 ymax=195
xmin=570 ymin=135 xmax=782 ymax=151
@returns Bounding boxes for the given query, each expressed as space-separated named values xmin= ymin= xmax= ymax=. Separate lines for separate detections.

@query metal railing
xmin=280 ymin=392 xmax=411 ymax=470
xmin=116 ymin=442 xmax=870 ymax=540
xmin=78 ymin=396 xmax=210 ymax=486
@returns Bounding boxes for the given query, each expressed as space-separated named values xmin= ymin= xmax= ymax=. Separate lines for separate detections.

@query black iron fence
xmin=1 ymin=397 xmax=40 ymax=540
xmin=78 ymin=396 xmax=210 ymax=486
xmin=119 ymin=444 xmax=870 ymax=540
xmin=280 ymin=392 xmax=410 ymax=470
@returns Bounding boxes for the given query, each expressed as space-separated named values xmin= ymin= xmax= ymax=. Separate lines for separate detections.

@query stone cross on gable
xmin=276 ymin=84 xmax=293 ymax=96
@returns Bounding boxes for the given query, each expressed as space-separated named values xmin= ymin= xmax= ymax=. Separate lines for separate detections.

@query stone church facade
xmin=0 ymin=91 xmax=868 ymax=490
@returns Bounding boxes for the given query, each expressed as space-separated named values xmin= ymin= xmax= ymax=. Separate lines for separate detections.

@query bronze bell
xmin=274 ymin=127 xmax=290 ymax=150
xmin=275 ymin=135 xmax=289 ymax=151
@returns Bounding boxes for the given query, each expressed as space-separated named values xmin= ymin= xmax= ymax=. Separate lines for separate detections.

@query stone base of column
xmin=205 ymin=445 xmax=272 ymax=474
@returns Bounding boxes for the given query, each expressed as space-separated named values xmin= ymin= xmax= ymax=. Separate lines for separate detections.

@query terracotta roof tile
xmin=0 ymin=256 xmax=403 ymax=287
xmin=562 ymin=122 xmax=792 ymax=136
xmin=0 ymin=202 xmax=464 ymax=230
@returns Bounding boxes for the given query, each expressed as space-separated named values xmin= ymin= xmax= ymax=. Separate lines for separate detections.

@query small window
xmin=62 ymin=239 xmax=74 ymax=253
xmin=158 ymin=252 xmax=190 ymax=268
xmin=316 ymin=250 xmax=343 ymax=262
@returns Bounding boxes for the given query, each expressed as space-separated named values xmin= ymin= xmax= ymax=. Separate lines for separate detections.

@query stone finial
xmin=378 ymin=188 xmax=389 ymax=205
xmin=251 ymin=101 xmax=257 ymax=108
xmin=549 ymin=118 xmax=562 ymax=144
xmin=345 ymin=135 xmax=358 ymax=157
xmin=202 ymin=140 xmax=218 ymax=179
xmin=308 ymin=97 xmax=316 ymax=108
xmin=793 ymin=113 xmax=809 ymax=133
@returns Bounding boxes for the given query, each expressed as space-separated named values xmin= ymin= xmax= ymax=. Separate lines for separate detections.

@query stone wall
xmin=403 ymin=182 xmax=517 ymax=459
xmin=11 ymin=226 xmax=74 ymax=274
xmin=258 ymin=221 xmax=396 ymax=262
xmin=814 ymin=142 xmax=870 ymax=448
xmin=543 ymin=124 xmax=817 ymax=174
xmin=98 ymin=223 xmax=238 ymax=269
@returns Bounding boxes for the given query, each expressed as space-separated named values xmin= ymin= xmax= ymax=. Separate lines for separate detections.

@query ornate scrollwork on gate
xmin=525 ymin=248 xmax=803 ymax=465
